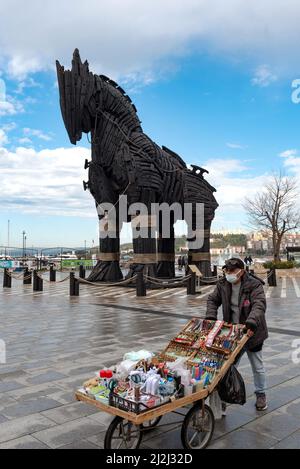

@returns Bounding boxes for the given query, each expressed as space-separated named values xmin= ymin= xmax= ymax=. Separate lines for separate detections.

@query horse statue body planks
xmin=56 ymin=49 xmax=218 ymax=282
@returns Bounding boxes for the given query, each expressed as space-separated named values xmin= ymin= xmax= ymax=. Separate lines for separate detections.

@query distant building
xmin=210 ymin=244 xmax=245 ymax=256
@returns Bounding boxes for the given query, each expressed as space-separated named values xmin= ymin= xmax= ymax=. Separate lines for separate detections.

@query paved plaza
xmin=0 ymin=270 xmax=300 ymax=449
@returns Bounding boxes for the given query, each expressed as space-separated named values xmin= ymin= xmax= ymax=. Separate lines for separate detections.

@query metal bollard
xmin=70 ymin=273 xmax=79 ymax=296
xmin=187 ymin=271 xmax=196 ymax=295
xmin=23 ymin=268 xmax=32 ymax=285
xmin=3 ymin=268 xmax=12 ymax=288
xmin=267 ymin=269 xmax=273 ymax=286
xmin=79 ymin=264 xmax=86 ymax=279
xmin=272 ymin=267 xmax=277 ymax=287
xmin=136 ymin=272 xmax=146 ymax=297
xmin=33 ymin=271 xmax=43 ymax=292
xmin=3 ymin=268 xmax=7 ymax=288
xmin=268 ymin=267 xmax=277 ymax=287
xmin=50 ymin=266 xmax=56 ymax=282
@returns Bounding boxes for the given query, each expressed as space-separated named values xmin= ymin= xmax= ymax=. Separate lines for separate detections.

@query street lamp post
xmin=7 ymin=220 xmax=10 ymax=259
xmin=22 ymin=231 xmax=26 ymax=262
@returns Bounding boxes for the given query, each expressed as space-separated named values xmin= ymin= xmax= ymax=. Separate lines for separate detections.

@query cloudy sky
xmin=1 ymin=0 xmax=300 ymax=247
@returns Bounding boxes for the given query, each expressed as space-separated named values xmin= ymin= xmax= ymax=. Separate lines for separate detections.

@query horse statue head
xmin=56 ymin=49 xmax=142 ymax=145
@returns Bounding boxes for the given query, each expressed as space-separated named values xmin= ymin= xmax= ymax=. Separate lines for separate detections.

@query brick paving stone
xmin=41 ymin=402 xmax=99 ymax=424
xmin=0 ymin=414 xmax=56 ymax=443
xmin=0 ymin=381 xmax=25 ymax=393
xmin=1 ymin=398 xmax=62 ymax=419
xmin=208 ymin=428 xmax=279 ymax=449
xmin=32 ymin=417 xmax=106 ymax=449
xmin=0 ymin=414 xmax=8 ymax=424
xmin=58 ymin=440 xmax=102 ymax=449
xmin=243 ymin=409 xmax=300 ymax=441
xmin=271 ymin=430 xmax=300 ymax=449
xmin=0 ymin=436 xmax=50 ymax=449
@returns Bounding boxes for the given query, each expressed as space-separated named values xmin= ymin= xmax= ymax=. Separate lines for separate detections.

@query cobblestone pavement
xmin=0 ymin=271 xmax=299 ymax=449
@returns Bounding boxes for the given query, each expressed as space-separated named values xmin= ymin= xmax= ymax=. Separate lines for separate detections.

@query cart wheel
xmin=141 ymin=416 xmax=162 ymax=431
xmin=181 ymin=403 xmax=215 ymax=450
xmin=104 ymin=416 xmax=143 ymax=449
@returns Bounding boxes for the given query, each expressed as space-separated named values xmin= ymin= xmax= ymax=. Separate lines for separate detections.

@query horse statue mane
xmin=56 ymin=48 xmax=141 ymax=144
xmin=56 ymin=49 xmax=218 ymax=282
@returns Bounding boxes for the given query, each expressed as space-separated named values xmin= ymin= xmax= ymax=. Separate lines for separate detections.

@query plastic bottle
xmin=165 ymin=377 xmax=175 ymax=395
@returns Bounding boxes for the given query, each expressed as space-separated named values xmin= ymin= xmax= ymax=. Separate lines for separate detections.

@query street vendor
xmin=206 ymin=257 xmax=268 ymax=411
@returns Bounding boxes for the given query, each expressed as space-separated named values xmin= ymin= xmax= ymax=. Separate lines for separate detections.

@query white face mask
xmin=225 ymin=270 xmax=241 ymax=284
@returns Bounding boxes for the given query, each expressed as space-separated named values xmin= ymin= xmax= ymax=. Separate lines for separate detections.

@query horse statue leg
xmin=87 ymin=166 xmax=123 ymax=282
xmin=156 ymin=211 xmax=175 ymax=278
xmin=88 ymin=217 xmax=123 ymax=282
xmin=126 ymin=189 xmax=157 ymax=279
xmin=187 ymin=219 xmax=213 ymax=278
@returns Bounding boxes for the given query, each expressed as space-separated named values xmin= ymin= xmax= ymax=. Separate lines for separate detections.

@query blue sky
xmin=1 ymin=0 xmax=300 ymax=247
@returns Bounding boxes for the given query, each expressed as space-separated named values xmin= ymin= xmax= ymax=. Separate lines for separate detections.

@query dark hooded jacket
xmin=206 ymin=272 xmax=268 ymax=351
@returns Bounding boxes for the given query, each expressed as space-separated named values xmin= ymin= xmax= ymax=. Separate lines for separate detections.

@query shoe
xmin=255 ymin=393 xmax=268 ymax=411
xmin=221 ymin=402 xmax=227 ymax=417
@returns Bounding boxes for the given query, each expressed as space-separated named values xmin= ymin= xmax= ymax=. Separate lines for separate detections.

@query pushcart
xmin=75 ymin=333 xmax=248 ymax=450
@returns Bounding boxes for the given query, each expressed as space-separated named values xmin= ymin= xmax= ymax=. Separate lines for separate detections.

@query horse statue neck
xmin=95 ymin=75 xmax=141 ymax=130
xmin=89 ymin=75 xmax=142 ymax=168
xmin=56 ymin=48 xmax=142 ymax=150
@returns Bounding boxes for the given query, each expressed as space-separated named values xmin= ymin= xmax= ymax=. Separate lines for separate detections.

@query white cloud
xmin=281 ymin=151 xmax=300 ymax=176
xmin=0 ymin=95 xmax=24 ymax=116
xmin=2 ymin=122 xmax=17 ymax=132
xmin=202 ymin=158 xmax=268 ymax=230
xmin=0 ymin=122 xmax=16 ymax=146
xmin=0 ymin=129 xmax=9 ymax=146
xmin=23 ymin=128 xmax=52 ymax=141
xmin=279 ymin=149 xmax=298 ymax=158
xmin=204 ymin=158 xmax=249 ymax=180
xmin=0 ymin=1 xmax=300 ymax=82
xmin=279 ymin=157 xmax=300 ymax=214
xmin=251 ymin=65 xmax=278 ymax=87
xmin=15 ymin=77 xmax=42 ymax=94
xmin=226 ymin=142 xmax=246 ymax=149
xmin=18 ymin=137 xmax=32 ymax=145
xmin=6 ymin=55 xmax=42 ymax=81
xmin=0 ymin=145 xmax=94 ymax=217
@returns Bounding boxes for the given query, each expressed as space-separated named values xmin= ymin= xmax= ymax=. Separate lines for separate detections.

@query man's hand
xmin=243 ymin=326 xmax=255 ymax=337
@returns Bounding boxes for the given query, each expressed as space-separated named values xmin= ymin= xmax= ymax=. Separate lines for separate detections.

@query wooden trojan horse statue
xmin=56 ymin=49 xmax=218 ymax=282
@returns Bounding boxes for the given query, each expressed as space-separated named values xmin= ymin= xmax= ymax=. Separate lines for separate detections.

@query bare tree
xmin=243 ymin=173 xmax=300 ymax=261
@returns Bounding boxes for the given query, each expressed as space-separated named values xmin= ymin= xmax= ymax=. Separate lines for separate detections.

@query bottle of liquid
xmin=165 ymin=377 xmax=175 ymax=396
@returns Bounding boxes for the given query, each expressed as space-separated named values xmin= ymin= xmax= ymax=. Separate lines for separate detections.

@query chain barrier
xmin=3 ymin=266 xmax=276 ymax=292
xmin=263 ymin=271 xmax=275 ymax=281
xmin=144 ymin=279 xmax=189 ymax=288
xmin=4 ymin=270 xmax=71 ymax=283
xmin=144 ymin=274 xmax=192 ymax=284
xmin=5 ymin=271 xmax=32 ymax=281
xmin=198 ymin=277 xmax=221 ymax=284
xmin=36 ymin=273 xmax=70 ymax=283
xmin=5 ymin=271 xmax=25 ymax=280
xmin=78 ymin=275 xmax=138 ymax=287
